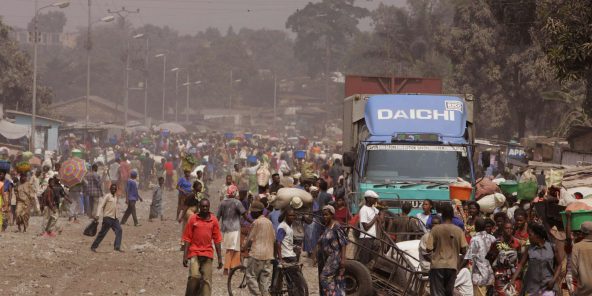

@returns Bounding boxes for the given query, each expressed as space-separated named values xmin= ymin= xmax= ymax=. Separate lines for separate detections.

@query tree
xmin=27 ymin=11 xmax=67 ymax=33
xmin=438 ymin=0 xmax=511 ymax=137
xmin=539 ymin=0 xmax=592 ymax=118
xmin=343 ymin=1 xmax=455 ymax=78
xmin=286 ymin=0 xmax=368 ymax=77
xmin=0 ymin=19 xmax=53 ymax=113
xmin=485 ymin=0 xmax=548 ymax=138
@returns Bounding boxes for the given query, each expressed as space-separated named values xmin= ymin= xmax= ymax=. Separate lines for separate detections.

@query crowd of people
xmin=1 ymin=129 xmax=592 ymax=296
xmin=0 ymin=131 xmax=349 ymax=296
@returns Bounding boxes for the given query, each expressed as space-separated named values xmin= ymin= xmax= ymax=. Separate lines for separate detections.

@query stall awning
xmin=0 ymin=120 xmax=29 ymax=139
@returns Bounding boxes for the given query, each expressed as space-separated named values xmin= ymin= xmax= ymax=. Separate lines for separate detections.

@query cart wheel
xmin=343 ymin=260 xmax=374 ymax=296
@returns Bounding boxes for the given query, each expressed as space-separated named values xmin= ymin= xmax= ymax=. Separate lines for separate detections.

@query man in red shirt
xmin=164 ymin=159 xmax=175 ymax=190
xmin=182 ymin=198 xmax=223 ymax=296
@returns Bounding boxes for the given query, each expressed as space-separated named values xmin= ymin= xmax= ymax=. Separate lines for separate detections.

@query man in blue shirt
xmin=121 ymin=170 xmax=143 ymax=226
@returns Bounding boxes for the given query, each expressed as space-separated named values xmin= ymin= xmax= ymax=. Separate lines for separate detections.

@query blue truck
xmin=342 ymin=91 xmax=475 ymax=215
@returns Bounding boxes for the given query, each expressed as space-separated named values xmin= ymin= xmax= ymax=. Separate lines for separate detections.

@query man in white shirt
xmin=275 ymin=208 xmax=306 ymax=296
xmin=358 ymin=190 xmax=382 ymax=264
xmin=91 ymin=184 xmax=123 ymax=252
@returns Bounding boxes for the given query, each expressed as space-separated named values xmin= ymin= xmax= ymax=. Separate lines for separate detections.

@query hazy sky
xmin=1 ymin=0 xmax=405 ymax=34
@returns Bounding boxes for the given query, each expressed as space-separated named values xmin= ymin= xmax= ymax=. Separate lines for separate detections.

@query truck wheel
xmin=343 ymin=260 xmax=374 ymax=296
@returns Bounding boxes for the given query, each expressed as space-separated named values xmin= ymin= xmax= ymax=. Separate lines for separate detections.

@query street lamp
xmin=123 ymin=32 xmax=145 ymax=127
xmin=130 ymin=34 xmax=149 ymax=123
xmin=170 ymin=67 xmax=182 ymax=122
xmin=31 ymin=0 xmax=70 ymax=151
xmin=182 ymin=79 xmax=202 ymax=123
xmin=85 ymin=13 xmax=114 ymax=135
xmin=154 ymin=53 xmax=166 ymax=121
xmin=52 ymin=1 xmax=70 ymax=8
xmin=228 ymin=70 xmax=241 ymax=111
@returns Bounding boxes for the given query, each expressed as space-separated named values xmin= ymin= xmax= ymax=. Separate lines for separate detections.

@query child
xmin=149 ymin=177 xmax=164 ymax=222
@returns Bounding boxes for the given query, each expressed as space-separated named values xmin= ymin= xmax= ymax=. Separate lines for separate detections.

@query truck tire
xmin=343 ymin=260 xmax=374 ymax=296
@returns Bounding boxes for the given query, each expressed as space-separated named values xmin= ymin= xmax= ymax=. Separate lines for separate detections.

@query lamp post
xmin=124 ymin=33 xmax=144 ymax=127
xmin=154 ymin=53 xmax=166 ymax=121
xmin=129 ymin=34 xmax=149 ymax=123
xmin=182 ymin=78 xmax=201 ymax=123
xmin=170 ymin=67 xmax=182 ymax=122
xmin=273 ymin=74 xmax=277 ymax=127
xmin=31 ymin=0 xmax=70 ymax=151
xmin=85 ymin=13 xmax=114 ymax=133
xmin=228 ymin=70 xmax=241 ymax=111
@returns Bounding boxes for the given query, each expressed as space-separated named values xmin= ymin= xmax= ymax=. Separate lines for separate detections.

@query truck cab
xmin=343 ymin=93 xmax=475 ymax=215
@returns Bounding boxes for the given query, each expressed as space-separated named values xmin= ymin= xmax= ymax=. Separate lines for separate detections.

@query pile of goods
xmin=181 ymin=153 xmax=198 ymax=172
xmin=271 ymin=188 xmax=313 ymax=210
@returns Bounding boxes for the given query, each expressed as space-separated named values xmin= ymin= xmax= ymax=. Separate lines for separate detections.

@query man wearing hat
xmin=242 ymin=201 xmax=275 ymax=296
xmin=358 ymin=190 xmax=382 ymax=264
xmin=572 ymin=220 xmax=592 ymax=296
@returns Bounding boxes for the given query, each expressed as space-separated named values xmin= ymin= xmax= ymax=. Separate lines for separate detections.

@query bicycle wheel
xmin=228 ymin=265 xmax=249 ymax=296
xmin=285 ymin=267 xmax=309 ymax=296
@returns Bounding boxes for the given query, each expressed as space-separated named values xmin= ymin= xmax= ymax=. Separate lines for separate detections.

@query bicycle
xmin=227 ymin=257 xmax=309 ymax=296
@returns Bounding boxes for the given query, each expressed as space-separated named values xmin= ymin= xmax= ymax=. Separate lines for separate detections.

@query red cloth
xmin=335 ymin=207 xmax=351 ymax=225
xmin=164 ymin=161 xmax=174 ymax=176
xmin=119 ymin=161 xmax=131 ymax=181
xmin=349 ymin=213 xmax=360 ymax=227
xmin=182 ymin=213 xmax=222 ymax=259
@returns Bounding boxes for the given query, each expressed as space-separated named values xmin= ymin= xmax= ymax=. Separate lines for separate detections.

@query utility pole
xmin=31 ymin=0 xmax=70 ymax=151
xmin=124 ymin=39 xmax=130 ymax=127
xmin=107 ymin=6 xmax=139 ymax=127
xmin=229 ymin=69 xmax=233 ymax=110
xmin=154 ymin=54 xmax=166 ymax=121
xmin=185 ymin=72 xmax=190 ymax=123
xmin=85 ymin=0 xmax=90 ymax=141
xmin=143 ymin=37 xmax=149 ymax=124
xmin=273 ymin=74 xmax=277 ymax=127
xmin=31 ymin=0 xmax=39 ymax=151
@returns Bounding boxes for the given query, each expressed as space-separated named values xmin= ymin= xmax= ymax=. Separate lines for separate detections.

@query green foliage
xmin=27 ymin=11 xmax=67 ymax=33
xmin=29 ymin=18 xmax=308 ymax=118
xmin=539 ymin=0 xmax=592 ymax=118
xmin=0 ymin=19 xmax=52 ymax=113
xmin=286 ymin=0 xmax=368 ymax=77
xmin=343 ymin=1 xmax=453 ymax=78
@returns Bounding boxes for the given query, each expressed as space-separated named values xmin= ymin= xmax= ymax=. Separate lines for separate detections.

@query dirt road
xmin=0 ymin=178 xmax=319 ymax=296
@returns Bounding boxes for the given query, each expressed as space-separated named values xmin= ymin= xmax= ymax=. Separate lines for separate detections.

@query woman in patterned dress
xmin=317 ymin=205 xmax=348 ymax=296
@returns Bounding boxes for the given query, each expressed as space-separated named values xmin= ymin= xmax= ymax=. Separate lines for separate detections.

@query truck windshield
xmin=363 ymin=144 xmax=471 ymax=182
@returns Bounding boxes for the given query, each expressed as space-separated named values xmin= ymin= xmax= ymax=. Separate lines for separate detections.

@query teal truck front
xmin=342 ymin=94 xmax=475 ymax=215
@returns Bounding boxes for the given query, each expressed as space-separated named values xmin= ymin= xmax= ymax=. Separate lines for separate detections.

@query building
xmin=5 ymin=110 xmax=62 ymax=151
xmin=11 ymin=30 xmax=78 ymax=48
xmin=49 ymin=96 xmax=144 ymax=124
xmin=563 ymin=125 xmax=592 ymax=165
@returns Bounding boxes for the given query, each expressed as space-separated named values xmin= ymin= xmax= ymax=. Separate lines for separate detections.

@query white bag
xmin=477 ymin=193 xmax=506 ymax=214
xmin=274 ymin=188 xmax=313 ymax=210
xmin=545 ymin=169 xmax=564 ymax=187
xmin=520 ymin=168 xmax=537 ymax=183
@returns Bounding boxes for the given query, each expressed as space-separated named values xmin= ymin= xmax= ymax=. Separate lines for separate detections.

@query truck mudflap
xmin=342 ymin=225 xmax=428 ymax=296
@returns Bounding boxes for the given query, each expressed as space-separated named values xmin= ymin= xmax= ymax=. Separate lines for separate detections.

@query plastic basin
xmin=450 ymin=185 xmax=472 ymax=201
xmin=517 ymin=181 xmax=538 ymax=200
xmin=561 ymin=210 xmax=592 ymax=231
xmin=500 ymin=181 xmax=518 ymax=196
xmin=295 ymin=150 xmax=306 ymax=159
